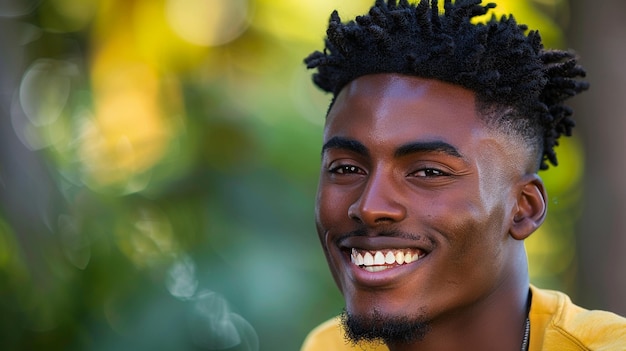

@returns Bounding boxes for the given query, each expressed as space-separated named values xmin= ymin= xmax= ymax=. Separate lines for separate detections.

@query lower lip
xmin=344 ymin=252 xmax=428 ymax=287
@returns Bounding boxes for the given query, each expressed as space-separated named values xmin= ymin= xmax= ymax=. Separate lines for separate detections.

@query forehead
xmin=325 ymin=74 xmax=486 ymax=148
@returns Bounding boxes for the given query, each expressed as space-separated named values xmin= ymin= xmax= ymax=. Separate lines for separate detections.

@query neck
xmin=387 ymin=246 xmax=531 ymax=351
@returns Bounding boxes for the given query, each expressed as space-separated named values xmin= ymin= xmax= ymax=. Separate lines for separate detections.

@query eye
xmin=329 ymin=165 xmax=365 ymax=175
xmin=412 ymin=168 xmax=449 ymax=177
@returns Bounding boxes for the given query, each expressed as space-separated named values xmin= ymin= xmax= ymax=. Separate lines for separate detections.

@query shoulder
xmin=300 ymin=317 xmax=388 ymax=351
xmin=530 ymin=285 xmax=626 ymax=350
xmin=300 ymin=317 xmax=345 ymax=351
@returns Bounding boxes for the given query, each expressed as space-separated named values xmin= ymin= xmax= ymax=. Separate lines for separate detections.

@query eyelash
xmin=412 ymin=168 xmax=450 ymax=177
xmin=329 ymin=165 xmax=364 ymax=175
xmin=328 ymin=165 xmax=450 ymax=177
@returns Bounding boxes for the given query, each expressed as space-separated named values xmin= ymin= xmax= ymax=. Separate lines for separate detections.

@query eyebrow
xmin=321 ymin=136 xmax=369 ymax=157
xmin=394 ymin=140 xmax=463 ymax=159
xmin=322 ymin=136 xmax=464 ymax=160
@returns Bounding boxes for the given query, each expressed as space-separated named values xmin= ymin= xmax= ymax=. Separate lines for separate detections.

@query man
xmin=301 ymin=1 xmax=626 ymax=350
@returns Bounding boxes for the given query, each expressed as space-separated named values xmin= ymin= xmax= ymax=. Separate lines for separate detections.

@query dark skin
xmin=315 ymin=74 xmax=548 ymax=351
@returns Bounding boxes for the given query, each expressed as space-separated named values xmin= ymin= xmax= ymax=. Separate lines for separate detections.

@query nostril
xmin=374 ymin=217 xmax=396 ymax=224
xmin=348 ymin=203 xmax=362 ymax=223
xmin=349 ymin=213 xmax=363 ymax=224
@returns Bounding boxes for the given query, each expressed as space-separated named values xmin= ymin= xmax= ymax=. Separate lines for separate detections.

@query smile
xmin=350 ymin=248 xmax=425 ymax=272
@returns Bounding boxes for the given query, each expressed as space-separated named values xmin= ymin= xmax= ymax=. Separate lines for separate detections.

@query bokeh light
xmin=166 ymin=0 xmax=251 ymax=47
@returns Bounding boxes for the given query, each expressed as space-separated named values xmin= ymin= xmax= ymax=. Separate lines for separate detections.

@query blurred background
xmin=0 ymin=0 xmax=624 ymax=350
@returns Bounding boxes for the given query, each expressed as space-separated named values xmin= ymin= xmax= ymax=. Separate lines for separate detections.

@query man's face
xmin=316 ymin=74 xmax=530 ymax=333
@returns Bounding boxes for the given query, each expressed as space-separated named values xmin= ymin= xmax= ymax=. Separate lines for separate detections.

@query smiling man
xmin=301 ymin=1 xmax=626 ymax=351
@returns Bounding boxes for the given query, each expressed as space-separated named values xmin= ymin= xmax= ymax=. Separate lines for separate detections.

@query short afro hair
xmin=304 ymin=0 xmax=589 ymax=170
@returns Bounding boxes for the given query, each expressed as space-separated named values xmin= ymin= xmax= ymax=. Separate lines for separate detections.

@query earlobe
xmin=509 ymin=174 xmax=547 ymax=241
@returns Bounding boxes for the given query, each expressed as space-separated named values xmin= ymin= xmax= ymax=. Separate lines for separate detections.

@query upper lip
xmin=337 ymin=233 xmax=434 ymax=254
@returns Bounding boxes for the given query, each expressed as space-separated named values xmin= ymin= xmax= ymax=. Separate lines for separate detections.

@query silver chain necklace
xmin=520 ymin=317 xmax=530 ymax=351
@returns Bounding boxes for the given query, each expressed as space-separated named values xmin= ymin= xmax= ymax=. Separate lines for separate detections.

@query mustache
xmin=335 ymin=228 xmax=425 ymax=244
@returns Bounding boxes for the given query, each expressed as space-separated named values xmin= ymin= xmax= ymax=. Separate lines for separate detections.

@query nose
xmin=347 ymin=171 xmax=407 ymax=226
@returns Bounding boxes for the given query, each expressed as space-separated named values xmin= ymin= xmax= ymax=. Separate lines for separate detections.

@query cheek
xmin=315 ymin=186 xmax=332 ymax=232
xmin=426 ymin=193 xmax=509 ymax=262
xmin=315 ymin=188 xmax=346 ymax=259
xmin=446 ymin=203 xmax=511 ymax=289
xmin=315 ymin=184 xmax=353 ymax=232
xmin=315 ymin=184 xmax=353 ymax=292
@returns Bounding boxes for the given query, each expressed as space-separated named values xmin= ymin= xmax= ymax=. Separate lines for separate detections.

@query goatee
xmin=340 ymin=308 xmax=431 ymax=346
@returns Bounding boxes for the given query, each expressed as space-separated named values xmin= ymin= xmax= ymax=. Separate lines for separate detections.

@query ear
xmin=509 ymin=174 xmax=547 ymax=241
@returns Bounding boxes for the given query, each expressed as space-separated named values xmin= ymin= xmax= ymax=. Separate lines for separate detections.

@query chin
xmin=341 ymin=306 xmax=431 ymax=346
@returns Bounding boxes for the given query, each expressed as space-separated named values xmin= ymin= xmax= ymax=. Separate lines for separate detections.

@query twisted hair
xmin=304 ymin=0 xmax=588 ymax=170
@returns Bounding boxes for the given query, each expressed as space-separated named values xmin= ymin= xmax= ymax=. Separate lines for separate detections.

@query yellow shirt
xmin=301 ymin=286 xmax=626 ymax=351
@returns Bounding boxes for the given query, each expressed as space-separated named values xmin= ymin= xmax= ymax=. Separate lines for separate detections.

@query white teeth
xmin=405 ymin=252 xmax=413 ymax=264
xmin=385 ymin=251 xmax=395 ymax=264
xmin=364 ymin=265 xmax=390 ymax=272
xmin=350 ymin=248 xmax=423 ymax=271
xmin=363 ymin=252 xmax=374 ymax=265
xmin=374 ymin=251 xmax=385 ymax=265
xmin=395 ymin=251 xmax=405 ymax=264
xmin=350 ymin=249 xmax=365 ymax=265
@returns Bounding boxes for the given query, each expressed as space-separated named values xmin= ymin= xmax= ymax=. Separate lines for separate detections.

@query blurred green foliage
xmin=0 ymin=0 xmax=581 ymax=350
